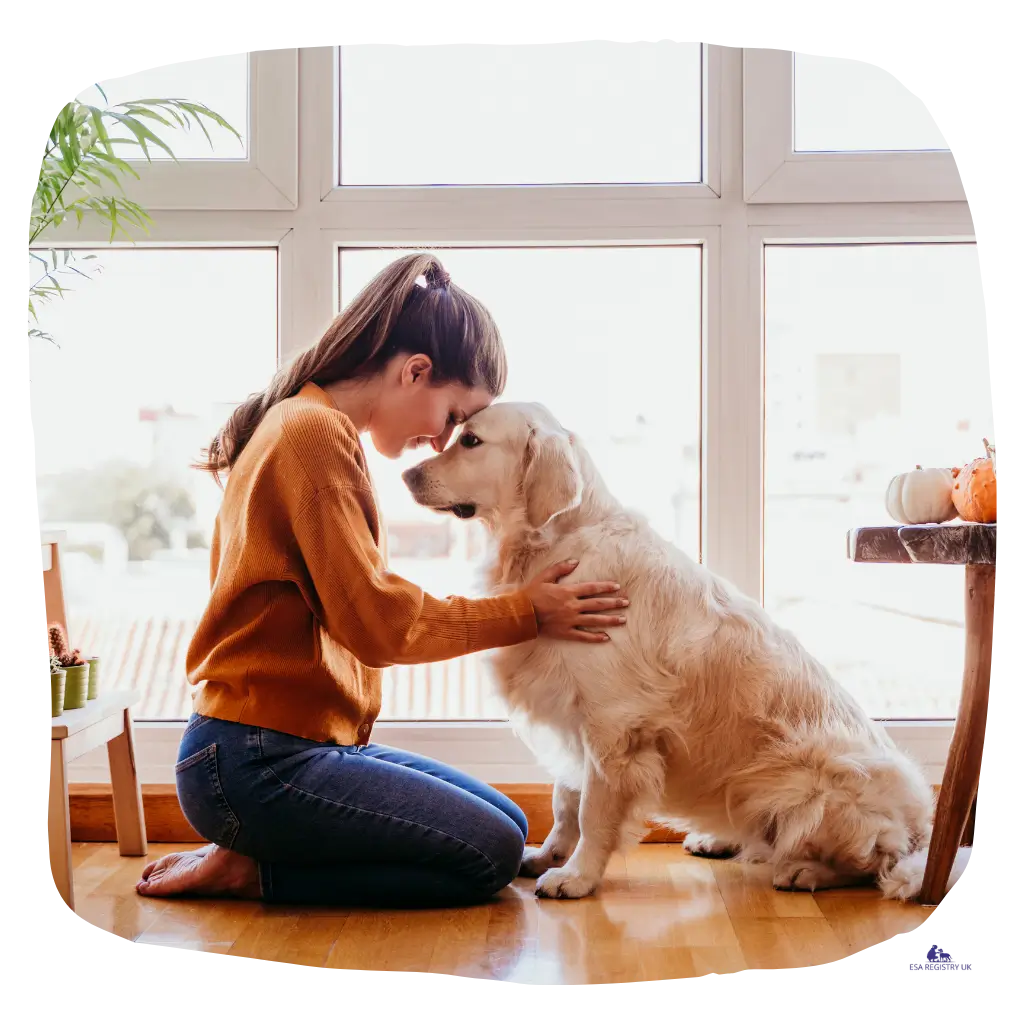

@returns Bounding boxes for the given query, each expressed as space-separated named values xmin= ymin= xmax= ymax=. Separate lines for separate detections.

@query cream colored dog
xmin=402 ymin=402 xmax=938 ymax=901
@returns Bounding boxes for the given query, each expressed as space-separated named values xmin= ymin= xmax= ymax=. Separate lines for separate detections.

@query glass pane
xmin=76 ymin=53 xmax=249 ymax=160
xmin=793 ymin=53 xmax=948 ymax=153
xmin=764 ymin=244 xmax=990 ymax=718
xmin=339 ymin=43 xmax=702 ymax=185
xmin=30 ymin=248 xmax=278 ymax=719
xmin=341 ymin=247 xmax=702 ymax=718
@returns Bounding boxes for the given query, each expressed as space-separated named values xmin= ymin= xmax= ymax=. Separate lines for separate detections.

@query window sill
xmin=66 ymin=719 xmax=953 ymax=787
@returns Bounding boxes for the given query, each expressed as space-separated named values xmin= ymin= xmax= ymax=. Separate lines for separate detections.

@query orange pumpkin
xmin=951 ymin=438 xmax=997 ymax=523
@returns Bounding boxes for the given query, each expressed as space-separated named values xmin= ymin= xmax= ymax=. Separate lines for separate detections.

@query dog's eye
xmin=459 ymin=432 xmax=483 ymax=449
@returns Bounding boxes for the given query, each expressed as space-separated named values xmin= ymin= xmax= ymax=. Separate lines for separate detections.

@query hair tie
xmin=427 ymin=266 xmax=451 ymax=289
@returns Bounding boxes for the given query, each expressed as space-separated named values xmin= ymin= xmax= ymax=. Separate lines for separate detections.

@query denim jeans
xmin=175 ymin=713 xmax=528 ymax=908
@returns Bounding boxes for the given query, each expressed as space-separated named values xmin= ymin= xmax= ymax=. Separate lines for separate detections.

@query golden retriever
xmin=403 ymin=402 xmax=942 ymax=901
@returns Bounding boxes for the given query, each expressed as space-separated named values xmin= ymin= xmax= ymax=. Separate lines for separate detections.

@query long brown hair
xmin=196 ymin=253 xmax=507 ymax=482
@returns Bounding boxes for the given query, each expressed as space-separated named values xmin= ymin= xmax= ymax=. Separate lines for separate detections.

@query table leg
xmin=49 ymin=738 xmax=73 ymax=910
xmin=107 ymin=709 xmax=148 ymax=856
xmin=919 ymin=563 xmax=994 ymax=905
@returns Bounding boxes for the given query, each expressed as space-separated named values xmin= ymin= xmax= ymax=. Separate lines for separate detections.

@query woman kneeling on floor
xmin=137 ymin=254 xmax=627 ymax=908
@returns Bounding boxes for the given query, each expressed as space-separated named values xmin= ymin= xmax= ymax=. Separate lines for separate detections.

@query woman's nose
xmin=431 ymin=424 xmax=455 ymax=453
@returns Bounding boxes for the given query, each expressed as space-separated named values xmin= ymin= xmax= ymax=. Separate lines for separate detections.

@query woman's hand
xmin=522 ymin=559 xmax=628 ymax=644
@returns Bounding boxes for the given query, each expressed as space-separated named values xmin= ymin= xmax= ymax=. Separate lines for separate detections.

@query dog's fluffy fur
xmin=404 ymin=402 xmax=940 ymax=900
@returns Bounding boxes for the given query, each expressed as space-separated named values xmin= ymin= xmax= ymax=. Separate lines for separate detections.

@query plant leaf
xmin=103 ymin=110 xmax=175 ymax=160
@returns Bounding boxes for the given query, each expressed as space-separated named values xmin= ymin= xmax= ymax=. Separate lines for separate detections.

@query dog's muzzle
xmin=401 ymin=467 xmax=477 ymax=519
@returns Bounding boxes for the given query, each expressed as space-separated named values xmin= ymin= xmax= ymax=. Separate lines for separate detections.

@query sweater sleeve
xmin=273 ymin=403 xmax=537 ymax=667
xmin=291 ymin=484 xmax=538 ymax=668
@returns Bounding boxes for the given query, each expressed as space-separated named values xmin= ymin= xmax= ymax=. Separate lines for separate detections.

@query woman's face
xmin=368 ymin=353 xmax=495 ymax=459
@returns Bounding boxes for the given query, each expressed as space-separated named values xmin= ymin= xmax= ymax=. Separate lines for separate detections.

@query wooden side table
xmin=50 ymin=691 xmax=148 ymax=910
xmin=847 ymin=523 xmax=995 ymax=905
xmin=44 ymin=530 xmax=147 ymax=910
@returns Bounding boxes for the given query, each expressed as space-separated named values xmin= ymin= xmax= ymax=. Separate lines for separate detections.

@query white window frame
xmin=38 ymin=44 xmax=975 ymax=785
xmin=322 ymin=44 xmax=722 ymax=200
xmin=743 ymin=48 xmax=967 ymax=204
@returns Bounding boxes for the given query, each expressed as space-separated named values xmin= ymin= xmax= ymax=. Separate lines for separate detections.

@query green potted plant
xmin=50 ymin=652 xmax=66 ymax=718
xmin=48 ymin=623 xmax=89 ymax=711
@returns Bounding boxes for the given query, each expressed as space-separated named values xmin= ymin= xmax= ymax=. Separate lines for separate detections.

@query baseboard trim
xmin=68 ymin=783 xmax=686 ymax=846
xmin=68 ymin=783 xmax=946 ymax=846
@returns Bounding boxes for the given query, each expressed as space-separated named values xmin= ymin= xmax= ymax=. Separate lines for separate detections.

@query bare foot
xmin=136 ymin=843 xmax=261 ymax=899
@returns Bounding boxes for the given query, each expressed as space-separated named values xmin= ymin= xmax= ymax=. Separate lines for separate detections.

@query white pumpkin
xmin=885 ymin=466 xmax=957 ymax=525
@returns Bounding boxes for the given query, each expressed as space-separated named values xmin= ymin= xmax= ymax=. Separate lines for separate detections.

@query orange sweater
xmin=186 ymin=382 xmax=538 ymax=744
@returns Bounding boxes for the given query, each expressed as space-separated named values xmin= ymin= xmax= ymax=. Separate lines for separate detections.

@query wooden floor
xmin=72 ymin=842 xmax=933 ymax=983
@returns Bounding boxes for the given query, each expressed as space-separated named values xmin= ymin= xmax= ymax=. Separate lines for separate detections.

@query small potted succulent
xmin=48 ymin=623 xmax=89 ymax=711
xmin=50 ymin=651 xmax=66 ymax=718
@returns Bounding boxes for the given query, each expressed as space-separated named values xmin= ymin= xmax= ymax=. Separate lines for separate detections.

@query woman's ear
xmin=401 ymin=353 xmax=434 ymax=385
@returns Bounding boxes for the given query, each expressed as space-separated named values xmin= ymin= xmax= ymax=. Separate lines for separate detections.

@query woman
xmin=137 ymin=253 xmax=628 ymax=908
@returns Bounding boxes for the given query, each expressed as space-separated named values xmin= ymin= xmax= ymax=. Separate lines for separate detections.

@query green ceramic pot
xmin=62 ymin=664 xmax=90 ymax=711
xmin=87 ymin=657 xmax=100 ymax=700
xmin=50 ymin=669 xmax=66 ymax=718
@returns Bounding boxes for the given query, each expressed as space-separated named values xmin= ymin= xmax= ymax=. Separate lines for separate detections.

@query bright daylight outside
xmin=339 ymin=42 xmax=702 ymax=184
xmin=31 ymin=248 xmax=278 ymax=719
xmin=30 ymin=44 xmax=990 ymax=728
xmin=763 ymin=243 xmax=989 ymax=718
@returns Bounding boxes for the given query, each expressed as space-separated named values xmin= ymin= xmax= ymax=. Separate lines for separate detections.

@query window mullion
xmin=700 ymin=219 xmax=763 ymax=601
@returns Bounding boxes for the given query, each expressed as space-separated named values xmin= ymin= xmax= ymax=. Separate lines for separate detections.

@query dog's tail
xmin=877 ymin=845 xmax=971 ymax=901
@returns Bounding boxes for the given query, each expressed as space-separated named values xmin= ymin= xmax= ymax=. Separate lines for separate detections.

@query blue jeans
xmin=175 ymin=713 xmax=528 ymax=908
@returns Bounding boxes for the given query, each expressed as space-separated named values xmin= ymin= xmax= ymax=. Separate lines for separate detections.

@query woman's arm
xmin=292 ymin=484 xmax=536 ymax=668
xmin=278 ymin=403 xmax=626 ymax=667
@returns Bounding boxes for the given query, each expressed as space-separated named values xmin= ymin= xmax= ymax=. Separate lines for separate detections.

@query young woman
xmin=136 ymin=253 xmax=628 ymax=908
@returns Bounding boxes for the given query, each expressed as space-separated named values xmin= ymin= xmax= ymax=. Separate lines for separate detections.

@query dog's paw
xmin=772 ymin=861 xmax=838 ymax=892
xmin=683 ymin=833 xmax=740 ymax=859
xmin=535 ymin=866 xmax=598 ymax=900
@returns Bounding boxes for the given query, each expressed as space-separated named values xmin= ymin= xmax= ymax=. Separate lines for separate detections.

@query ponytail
xmin=195 ymin=253 xmax=505 ymax=484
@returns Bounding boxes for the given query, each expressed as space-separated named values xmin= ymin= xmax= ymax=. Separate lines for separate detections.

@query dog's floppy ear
xmin=522 ymin=427 xmax=582 ymax=528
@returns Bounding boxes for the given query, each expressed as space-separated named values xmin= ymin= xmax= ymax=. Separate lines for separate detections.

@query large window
xmin=792 ymin=53 xmax=948 ymax=153
xmin=341 ymin=246 xmax=702 ymax=718
xmin=78 ymin=54 xmax=250 ymax=160
xmin=32 ymin=44 xmax=979 ymax=784
xmin=338 ymin=43 xmax=703 ymax=186
xmin=31 ymin=248 xmax=278 ymax=720
xmin=763 ymin=243 xmax=989 ymax=718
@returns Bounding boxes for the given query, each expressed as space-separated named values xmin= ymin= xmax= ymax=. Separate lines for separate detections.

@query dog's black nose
xmin=402 ymin=466 xmax=421 ymax=490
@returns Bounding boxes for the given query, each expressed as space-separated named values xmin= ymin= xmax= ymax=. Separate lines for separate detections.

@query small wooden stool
xmin=50 ymin=691 xmax=148 ymax=909
xmin=44 ymin=531 xmax=147 ymax=910
xmin=848 ymin=523 xmax=995 ymax=905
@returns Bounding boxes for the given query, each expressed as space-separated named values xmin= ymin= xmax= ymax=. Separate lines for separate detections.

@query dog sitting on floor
xmin=403 ymin=402 xmax=941 ymax=901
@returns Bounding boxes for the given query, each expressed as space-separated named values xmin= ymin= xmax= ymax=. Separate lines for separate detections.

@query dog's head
xmin=402 ymin=402 xmax=583 ymax=531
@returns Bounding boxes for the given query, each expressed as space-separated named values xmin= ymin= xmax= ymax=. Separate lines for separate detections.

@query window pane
xmin=30 ymin=248 xmax=277 ymax=719
xmin=339 ymin=43 xmax=702 ymax=185
xmin=341 ymin=247 xmax=702 ymax=718
xmin=764 ymin=244 xmax=990 ymax=718
xmin=76 ymin=53 xmax=249 ymax=160
xmin=793 ymin=53 xmax=948 ymax=153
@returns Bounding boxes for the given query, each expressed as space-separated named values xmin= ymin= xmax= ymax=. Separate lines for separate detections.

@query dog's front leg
xmin=535 ymin=759 xmax=629 ymax=899
xmin=519 ymin=780 xmax=581 ymax=878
